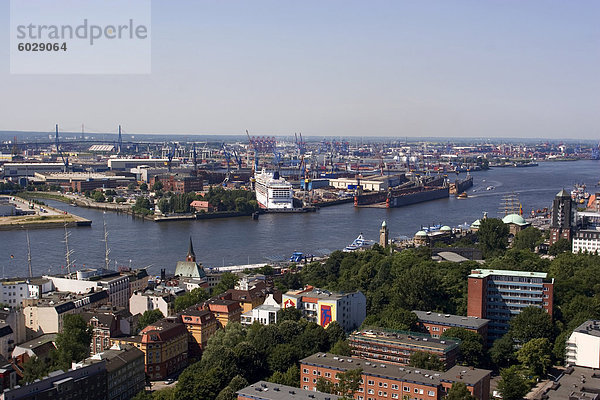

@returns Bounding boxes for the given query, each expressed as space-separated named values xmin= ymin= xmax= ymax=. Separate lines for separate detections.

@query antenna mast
xmin=26 ymin=230 xmax=33 ymax=278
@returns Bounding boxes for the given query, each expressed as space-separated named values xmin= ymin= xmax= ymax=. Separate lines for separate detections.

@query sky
xmin=0 ymin=0 xmax=599 ymax=139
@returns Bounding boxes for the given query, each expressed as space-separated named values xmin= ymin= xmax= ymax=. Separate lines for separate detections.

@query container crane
xmin=55 ymin=124 xmax=69 ymax=172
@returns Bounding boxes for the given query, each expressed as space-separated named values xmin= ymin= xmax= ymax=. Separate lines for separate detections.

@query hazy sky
xmin=1 ymin=1 xmax=599 ymax=139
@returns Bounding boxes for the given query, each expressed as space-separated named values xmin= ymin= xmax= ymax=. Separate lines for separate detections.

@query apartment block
xmin=179 ymin=307 xmax=218 ymax=358
xmin=129 ymin=289 xmax=176 ymax=318
xmin=237 ymin=381 xmax=338 ymax=400
xmin=467 ymin=269 xmax=554 ymax=342
xmin=282 ymin=287 xmax=366 ymax=331
xmin=413 ymin=310 xmax=489 ymax=343
xmin=348 ymin=329 xmax=460 ymax=370
xmin=300 ymin=353 xmax=491 ymax=400
xmin=203 ymin=298 xmax=242 ymax=328
xmin=111 ymin=318 xmax=188 ymax=380
xmin=566 ymin=320 xmax=600 ymax=368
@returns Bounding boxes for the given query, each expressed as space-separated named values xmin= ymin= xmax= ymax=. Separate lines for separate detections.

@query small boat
xmin=457 ymin=192 xmax=468 ymax=199
xmin=343 ymin=233 xmax=375 ymax=252
xmin=486 ymin=186 xmax=495 ymax=191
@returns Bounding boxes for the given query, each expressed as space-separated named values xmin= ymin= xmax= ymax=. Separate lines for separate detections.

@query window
xmin=391 ymin=384 xmax=398 ymax=390
xmin=403 ymin=386 xmax=409 ymax=392
xmin=368 ymin=389 xmax=374 ymax=394
xmin=428 ymin=390 xmax=435 ymax=396
xmin=414 ymin=388 xmax=419 ymax=393
xmin=324 ymin=372 xmax=331 ymax=378
xmin=368 ymin=380 xmax=374 ymax=386
xmin=392 ymin=395 xmax=399 ymax=399
xmin=303 ymin=368 xmax=309 ymax=374
xmin=303 ymin=377 xmax=308 ymax=382
xmin=313 ymin=370 xmax=317 ymax=375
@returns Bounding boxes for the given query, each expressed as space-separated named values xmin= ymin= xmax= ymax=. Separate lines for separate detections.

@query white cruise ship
xmin=254 ymin=169 xmax=294 ymax=210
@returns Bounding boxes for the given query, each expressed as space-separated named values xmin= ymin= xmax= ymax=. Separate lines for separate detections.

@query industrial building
xmin=467 ymin=269 xmax=554 ymax=342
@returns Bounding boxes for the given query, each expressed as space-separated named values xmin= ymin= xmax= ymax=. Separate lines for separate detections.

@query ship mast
xmin=63 ymin=223 xmax=75 ymax=275
xmin=26 ymin=229 xmax=33 ymax=278
xmin=103 ymin=213 xmax=111 ymax=270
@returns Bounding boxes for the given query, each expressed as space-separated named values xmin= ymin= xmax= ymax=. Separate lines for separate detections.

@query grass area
xmin=0 ymin=214 xmax=76 ymax=226
xmin=17 ymin=192 xmax=72 ymax=203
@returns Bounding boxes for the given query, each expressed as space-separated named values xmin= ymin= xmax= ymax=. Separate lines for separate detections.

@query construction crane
xmin=54 ymin=124 xmax=69 ymax=172
xmin=117 ymin=125 xmax=123 ymax=154
xmin=166 ymin=143 xmax=176 ymax=172
xmin=191 ymin=143 xmax=198 ymax=176
xmin=221 ymin=143 xmax=232 ymax=185
xmin=246 ymin=130 xmax=259 ymax=172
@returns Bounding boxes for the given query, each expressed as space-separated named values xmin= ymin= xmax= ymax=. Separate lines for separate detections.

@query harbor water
xmin=1 ymin=160 xmax=598 ymax=277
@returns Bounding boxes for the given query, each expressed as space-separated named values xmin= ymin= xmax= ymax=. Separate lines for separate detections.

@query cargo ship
xmin=449 ymin=174 xmax=473 ymax=194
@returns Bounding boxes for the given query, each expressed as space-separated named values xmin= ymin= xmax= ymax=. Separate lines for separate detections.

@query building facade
xmin=348 ymin=329 xmax=460 ymax=370
xmin=467 ymin=269 xmax=554 ymax=342
xmin=129 ymin=289 xmax=175 ymax=318
xmin=413 ymin=310 xmax=489 ymax=343
xmin=550 ymin=189 xmax=575 ymax=245
xmin=566 ymin=320 xmax=600 ymax=369
xmin=282 ymin=287 xmax=366 ymax=331
xmin=179 ymin=308 xmax=218 ymax=358
xmin=300 ymin=353 xmax=491 ymax=400
xmin=111 ymin=319 xmax=188 ymax=381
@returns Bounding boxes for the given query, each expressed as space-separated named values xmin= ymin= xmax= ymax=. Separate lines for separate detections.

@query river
xmin=1 ymin=160 xmax=598 ymax=277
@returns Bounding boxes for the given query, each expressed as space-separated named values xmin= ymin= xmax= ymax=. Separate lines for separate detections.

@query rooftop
xmin=349 ymin=329 xmax=460 ymax=352
xmin=284 ymin=288 xmax=359 ymax=301
xmin=413 ymin=311 xmax=489 ymax=330
xmin=237 ymin=381 xmax=339 ymax=400
xmin=301 ymin=353 xmax=491 ymax=387
xmin=573 ymin=320 xmax=600 ymax=338
xmin=533 ymin=366 xmax=600 ymax=400
xmin=468 ymin=269 xmax=548 ymax=279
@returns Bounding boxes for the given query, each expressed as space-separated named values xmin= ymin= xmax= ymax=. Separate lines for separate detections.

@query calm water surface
xmin=1 ymin=161 xmax=598 ymax=276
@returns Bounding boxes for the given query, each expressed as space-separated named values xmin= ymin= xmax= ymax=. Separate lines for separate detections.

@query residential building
xmin=348 ymin=329 xmax=460 ymax=370
xmin=0 ymin=363 xmax=17 ymax=393
xmin=203 ymin=298 xmax=242 ymax=328
xmin=529 ymin=365 xmax=600 ymax=400
xmin=111 ymin=318 xmax=188 ymax=380
xmin=222 ymin=287 xmax=267 ymax=314
xmin=237 ymin=381 xmax=339 ymax=400
xmin=26 ymin=278 xmax=53 ymax=300
xmin=572 ymin=212 xmax=600 ymax=253
xmin=23 ymin=290 xmax=109 ymax=340
xmin=45 ymin=270 xmax=130 ymax=309
xmin=0 ymin=324 xmax=14 ymax=360
xmin=241 ymin=294 xmax=280 ymax=326
xmin=120 ymin=269 xmax=150 ymax=297
xmin=74 ymin=343 xmax=145 ymax=400
xmin=300 ymin=353 xmax=491 ymax=400
xmin=81 ymin=307 xmax=134 ymax=355
xmin=566 ymin=320 xmax=600 ymax=368
xmin=0 ymin=280 xmax=35 ymax=308
xmin=413 ymin=310 xmax=489 ymax=343
xmin=467 ymin=269 xmax=554 ymax=342
xmin=550 ymin=189 xmax=575 ymax=245
xmin=282 ymin=287 xmax=366 ymax=331
xmin=0 ymin=309 xmax=25 ymax=349
xmin=129 ymin=289 xmax=176 ymax=318
xmin=12 ymin=334 xmax=57 ymax=369
xmin=0 ymin=361 xmax=107 ymax=400
xmin=179 ymin=307 xmax=218 ymax=358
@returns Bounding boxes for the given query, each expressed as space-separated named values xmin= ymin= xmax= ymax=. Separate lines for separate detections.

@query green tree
xmin=269 ymin=365 xmax=300 ymax=387
xmin=152 ymin=181 xmax=164 ymax=191
xmin=316 ymin=369 xmax=362 ymax=399
xmin=137 ymin=309 xmax=164 ymax=331
xmin=140 ymin=182 xmax=148 ymax=191
xmin=549 ymin=238 xmax=571 ymax=256
xmin=509 ymin=307 xmax=554 ymax=344
xmin=53 ymin=314 xmax=93 ymax=370
xmin=22 ymin=356 xmax=51 ymax=383
xmin=330 ymin=339 xmax=352 ymax=356
xmin=326 ymin=321 xmax=346 ymax=348
xmin=174 ymin=288 xmax=210 ymax=312
xmin=212 ymin=272 xmax=239 ymax=295
xmin=127 ymin=182 xmax=137 ymax=190
xmin=408 ymin=351 xmax=444 ymax=371
xmin=92 ymin=191 xmax=106 ymax=203
xmin=490 ymin=334 xmax=516 ymax=369
xmin=517 ymin=338 xmax=552 ymax=377
xmin=477 ymin=218 xmax=509 ymax=257
xmin=157 ymin=198 xmax=170 ymax=214
xmin=512 ymin=227 xmax=542 ymax=252
xmin=153 ymin=387 xmax=176 ymax=400
xmin=445 ymin=381 xmax=476 ymax=400
xmin=277 ymin=307 xmax=302 ymax=322
xmin=132 ymin=390 xmax=153 ymax=400
xmin=441 ymin=327 xmax=485 ymax=367
xmin=497 ymin=365 xmax=529 ymax=400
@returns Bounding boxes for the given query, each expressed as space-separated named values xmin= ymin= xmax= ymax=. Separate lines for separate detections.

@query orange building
xmin=300 ymin=352 xmax=491 ymax=400
xmin=111 ymin=318 xmax=188 ymax=380
xmin=221 ymin=288 xmax=267 ymax=314
xmin=203 ymin=298 xmax=242 ymax=328
xmin=179 ymin=308 xmax=218 ymax=358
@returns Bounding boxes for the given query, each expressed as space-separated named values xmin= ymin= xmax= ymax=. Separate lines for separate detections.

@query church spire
xmin=186 ymin=237 xmax=196 ymax=262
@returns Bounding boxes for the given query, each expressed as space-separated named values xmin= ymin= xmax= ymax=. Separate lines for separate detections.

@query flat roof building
xmin=413 ymin=310 xmax=489 ymax=343
xmin=237 ymin=381 xmax=339 ymax=400
xmin=348 ymin=329 xmax=461 ymax=370
xmin=567 ymin=320 xmax=600 ymax=369
xmin=467 ymin=269 xmax=554 ymax=343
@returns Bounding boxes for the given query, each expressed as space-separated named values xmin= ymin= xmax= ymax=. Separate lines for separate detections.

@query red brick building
xmin=301 ymin=353 xmax=491 ymax=400
xmin=149 ymin=174 xmax=203 ymax=193
xmin=467 ymin=269 xmax=554 ymax=343
xmin=412 ymin=311 xmax=489 ymax=343
xmin=348 ymin=329 xmax=460 ymax=370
